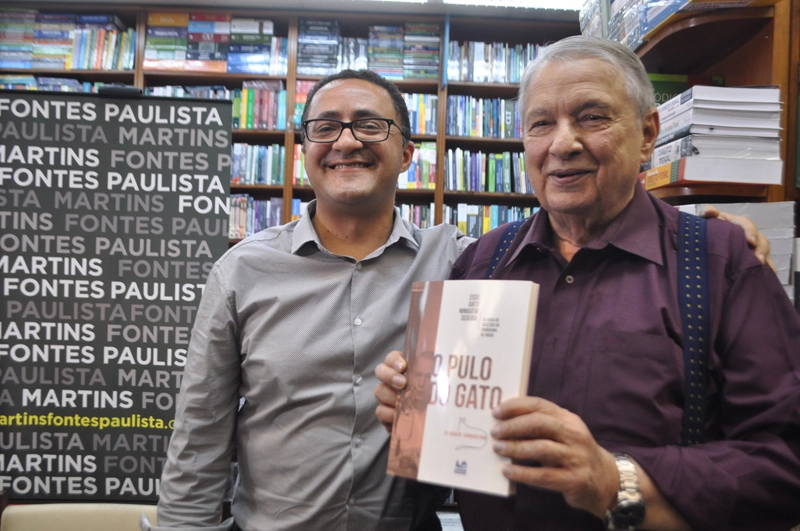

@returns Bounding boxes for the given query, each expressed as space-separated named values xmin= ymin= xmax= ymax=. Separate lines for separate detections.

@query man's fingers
xmin=385 ymin=350 xmax=407 ymax=373
xmin=375 ymin=351 xmax=408 ymax=390
xmin=492 ymin=395 xmax=562 ymax=420
xmin=375 ymin=403 xmax=396 ymax=433
xmin=492 ymin=437 xmax=564 ymax=466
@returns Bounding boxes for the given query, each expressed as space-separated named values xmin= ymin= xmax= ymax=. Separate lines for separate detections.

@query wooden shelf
xmin=647 ymin=183 xmax=770 ymax=204
xmin=444 ymin=190 xmax=538 ymax=207
xmin=143 ymin=71 xmax=287 ymax=88
xmin=637 ymin=7 xmax=773 ymax=74
xmin=0 ymin=68 xmax=135 ymax=83
xmin=446 ymin=81 xmax=519 ymax=99
xmin=232 ymin=129 xmax=287 ymax=142
xmin=231 ymin=184 xmax=284 ymax=193
xmin=396 ymin=188 xmax=436 ymax=200
xmin=444 ymin=136 xmax=523 ymax=150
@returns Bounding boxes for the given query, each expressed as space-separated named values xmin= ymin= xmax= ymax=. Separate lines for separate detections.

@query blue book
xmin=228 ymin=43 xmax=270 ymax=53
xmin=34 ymin=30 xmax=72 ymax=40
xmin=147 ymin=27 xmax=188 ymax=38
xmin=226 ymin=52 xmax=270 ymax=64
xmin=226 ymin=63 xmax=270 ymax=74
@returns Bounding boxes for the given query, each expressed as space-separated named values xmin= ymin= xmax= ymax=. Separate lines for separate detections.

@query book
xmin=656 ymin=108 xmax=781 ymax=146
xmin=642 ymin=134 xmax=781 ymax=170
xmin=638 ymin=156 xmax=783 ymax=190
xmin=387 ymin=279 xmax=539 ymax=497
xmin=657 ymin=85 xmax=782 ymax=123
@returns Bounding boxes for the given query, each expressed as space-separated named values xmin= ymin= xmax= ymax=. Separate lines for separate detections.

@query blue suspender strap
xmin=678 ymin=211 xmax=710 ymax=446
xmin=484 ymin=220 xmax=524 ymax=279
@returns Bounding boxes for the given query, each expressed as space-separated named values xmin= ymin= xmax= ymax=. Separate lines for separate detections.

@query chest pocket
xmin=582 ymin=329 xmax=684 ymax=447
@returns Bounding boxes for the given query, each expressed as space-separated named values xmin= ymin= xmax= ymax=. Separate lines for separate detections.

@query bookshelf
xmin=2 ymin=2 xmax=797 ymax=240
xmin=635 ymin=0 xmax=797 ymax=206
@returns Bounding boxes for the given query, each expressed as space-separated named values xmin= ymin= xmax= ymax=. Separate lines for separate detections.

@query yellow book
xmin=147 ymin=12 xmax=190 ymax=27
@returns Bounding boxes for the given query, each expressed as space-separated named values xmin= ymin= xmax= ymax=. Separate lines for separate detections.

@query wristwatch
xmin=605 ymin=453 xmax=646 ymax=531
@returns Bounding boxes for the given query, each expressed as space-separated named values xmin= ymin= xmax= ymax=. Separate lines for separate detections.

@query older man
xmin=376 ymin=36 xmax=800 ymax=531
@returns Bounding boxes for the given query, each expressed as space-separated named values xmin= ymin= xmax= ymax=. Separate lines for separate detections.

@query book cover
xmin=638 ymin=156 xmax=783 ymax=190
xmin=387 ymin=279 xmax=539 ymax=497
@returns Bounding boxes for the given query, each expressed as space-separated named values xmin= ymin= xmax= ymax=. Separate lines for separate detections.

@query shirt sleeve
xmin=627 ymin=226 xmax=800 ymax=531
xmin=156 ymin=264 xmax=242 ymax=527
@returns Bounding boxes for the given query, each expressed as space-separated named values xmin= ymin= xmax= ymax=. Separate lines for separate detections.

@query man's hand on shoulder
xmin=699 ymin=204 xmax=776 ymax=272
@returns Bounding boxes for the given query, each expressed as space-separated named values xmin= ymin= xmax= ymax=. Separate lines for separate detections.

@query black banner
xmin=0 ymin=91 xmax=232 ymax=501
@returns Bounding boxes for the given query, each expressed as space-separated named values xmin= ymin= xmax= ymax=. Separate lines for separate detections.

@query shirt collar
xmin=291 ymin=200 xmax=420 ymax=257
xmin=508 ymin=184 xmax=663 ymax=266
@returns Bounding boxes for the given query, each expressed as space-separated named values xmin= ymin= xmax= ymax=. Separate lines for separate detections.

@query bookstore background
xmin=0 ymin=0 xmax=798 ymax=524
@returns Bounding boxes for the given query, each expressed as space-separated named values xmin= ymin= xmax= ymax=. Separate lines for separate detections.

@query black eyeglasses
xmin=302 ymin=118 xmax=408 ymax=143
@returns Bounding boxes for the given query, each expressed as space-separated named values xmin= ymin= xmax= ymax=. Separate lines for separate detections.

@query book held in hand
xmin=387 ymin=279 xmax=539 ymax=497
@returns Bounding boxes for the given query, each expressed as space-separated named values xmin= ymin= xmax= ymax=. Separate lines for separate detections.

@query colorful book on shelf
xmin=147 ymin=12 xmax=190 ymax=27
xmin=387 ymin=279 xmax=539 ymax=497
xmin=638 ymin=156 xmax=783 ymax=191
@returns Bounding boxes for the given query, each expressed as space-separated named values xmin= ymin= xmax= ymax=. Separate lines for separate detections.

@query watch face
xmin=613 ymin=499 xmax=646 ymax=528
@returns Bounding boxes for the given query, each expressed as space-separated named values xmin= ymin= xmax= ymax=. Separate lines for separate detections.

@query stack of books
xmin=447 ymin=41 xmax=540 ymax=84
xmin=0 ymin=9 xmax=35 ymax=69
xmin=444 ymin=204 xmax=537 ymax=237
xmin=399 ymin=141 xmax=437 ymax=190
xmin=186 ymin=13 xmax=229 ymax=72
xmin=404 ymin=92 xmax=438 ymax=135
xmin=0 ymin=74 xmax=36 ymax=89
xmin=297 ymin=19 xmax=339 ymax=76
xmin=228 ymin=195 xmax=284 ymax=239
xmin=445 ymin=148 xmax=529 ymax=194
xmin=237 ymin=79 xmax=286 ymax=130
xmin=446 ymin=95 xmax=519 ymax=139
xmin=144 ymin=12 xmax=189 ymax=70
xmin=293 ymin=79 xmax=316 ymax=129
xmin=33 ymin=12 xmax=74 ymax=70
xmin=231 ymin=142 xmax=285 ymax=185
xmin=70 ymin=14 xmax=132 ymax=70
xmin=403 ymin=23 xmax=440 ymax=80
xmin=340 ymin=37 xmax=368 ymax=71
xmin=680 ymin=202 xmax=795 ymax=302
xmin=397 ymin=203 xmax=434 ymax=229
xmin=368 ymin=24 xmax=404 ymax=80
xmin=640 ymin=85 xmax=783 ymax=190
xmin=227 ymin=17 xmax=271 ymax=74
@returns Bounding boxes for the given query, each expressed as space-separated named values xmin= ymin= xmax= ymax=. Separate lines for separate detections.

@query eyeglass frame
xmin=302 ymin=117 xmax=410 ymax=144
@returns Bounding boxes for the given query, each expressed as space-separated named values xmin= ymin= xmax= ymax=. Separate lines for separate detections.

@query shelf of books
xmin=2 ymin=3 xmax=796 ymax=241
xmin=628 ymin=0 xmax=795 ymax=204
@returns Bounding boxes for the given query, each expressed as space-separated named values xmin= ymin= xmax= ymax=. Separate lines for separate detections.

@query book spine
xmin=640 ymin=159 xmax=684 ymax=190
xmin=147 ymin=13 xmax=190 ymax=27
xmin=656 ymin=87 xmax=694 ymax=123
xmin=646 ymin=135 xmax=696 ymax=169
xmin=656 ymin=110 xmax=693 ymax=146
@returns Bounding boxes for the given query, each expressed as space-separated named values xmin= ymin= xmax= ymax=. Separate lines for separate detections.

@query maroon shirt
xmin=451 ymin=185 xmax=800 ymax=531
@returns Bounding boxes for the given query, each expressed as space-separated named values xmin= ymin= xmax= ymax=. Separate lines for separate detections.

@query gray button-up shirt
xmin=147 ymin=202 xmax=471 ymax=531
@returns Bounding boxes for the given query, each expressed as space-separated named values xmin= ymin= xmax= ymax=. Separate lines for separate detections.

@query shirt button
xmin=348 ymin=497 xmax=356 ymax=506
xmin=354 ymin=435 xmax=363 ymax=448
xmin=565 ymin=275 xmax=575 ymax=284
xmin=356 ymin=263 xmax=362 ymax=271
xmin=354 ymin=318 xmax=362 ymax=326
xmin=354 ymin=374 xmax=364 ymax=385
